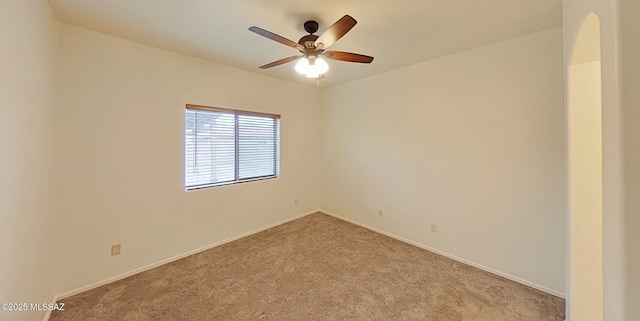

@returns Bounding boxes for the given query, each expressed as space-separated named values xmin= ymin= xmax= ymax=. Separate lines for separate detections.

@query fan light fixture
xmin=295 ymin=56 xmax=329 ymax=78
xmin=249 ymin=15 xmax=374 ymax=81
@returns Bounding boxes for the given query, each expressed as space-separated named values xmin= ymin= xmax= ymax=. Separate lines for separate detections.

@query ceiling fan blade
xmin=259 ymin=56 xmax=302 ymax=69
xmin=249 ymin=26 xmax=303 ymax=50
xmin=314 ymin=15 xmax=357 ymax=50
xmin=323 ymin=51 xmax=374 ymax=63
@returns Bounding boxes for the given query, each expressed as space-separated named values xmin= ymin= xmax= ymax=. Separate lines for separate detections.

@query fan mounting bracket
xmin=303 ymin=20 xmax=319 ymax=34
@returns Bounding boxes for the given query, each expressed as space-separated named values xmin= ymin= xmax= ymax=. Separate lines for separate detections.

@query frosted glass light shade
xmin=295 ymin=58 xmax=310 ymax=74
xmin=294 ymin=56 xmax=329 ymax=78
xmin=314 ymin=57 xmax=329 ymax=74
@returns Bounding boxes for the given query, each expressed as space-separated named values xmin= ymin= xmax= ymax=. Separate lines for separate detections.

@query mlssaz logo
xmin=30 ymin=303 xmax=65 ymax=311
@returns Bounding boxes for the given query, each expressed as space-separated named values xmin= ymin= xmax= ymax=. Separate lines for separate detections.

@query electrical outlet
xmin=111 ymin=244 xmax=121 ymax=256
xmin=431 ymin=224 xmax=438 ymax=232
xmin=378 ymin=209 xmax=384 ymax=217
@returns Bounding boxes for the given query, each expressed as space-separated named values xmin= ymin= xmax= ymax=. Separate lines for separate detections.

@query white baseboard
xmin=51 ymin=209 xmax=320 ymax=305
xmin=318 ymin=209 xmax=565 ymax=299
xmin=42 ymin=309 xmax=53 ymax=321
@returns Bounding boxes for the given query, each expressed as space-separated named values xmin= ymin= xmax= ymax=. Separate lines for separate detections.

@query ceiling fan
xmin=249 ymin=15 xmax=374 ymax=79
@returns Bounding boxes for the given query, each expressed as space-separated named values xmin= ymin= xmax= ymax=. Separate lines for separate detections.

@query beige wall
xmin=567 ymin=60 xmax=603 ymax=320
xmin=620 ymin=0 xmax=640 ymax=319
xmin=563 ymin=0 xmax=626 ymax=319
xmin=55 ymin=24 xmax=322 ymax=296
xmin=320 ymin=28 xmax=566 ymax=295
xmin=0 ymin=1 xmax=59 ymax=321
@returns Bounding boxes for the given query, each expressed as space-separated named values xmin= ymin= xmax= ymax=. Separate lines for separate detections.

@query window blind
xmin=185 ymin=105 xmax=280 ymax=190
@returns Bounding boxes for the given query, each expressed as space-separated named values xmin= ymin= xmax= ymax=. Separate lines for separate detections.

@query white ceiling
xmin=47 ymin=0 xmax=562 ymax=88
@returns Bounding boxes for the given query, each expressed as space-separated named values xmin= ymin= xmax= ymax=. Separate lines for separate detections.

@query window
xmin=185 ymin=104 xmax=280 ymax=190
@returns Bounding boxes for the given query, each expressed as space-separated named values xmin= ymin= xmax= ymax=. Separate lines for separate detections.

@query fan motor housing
xmin=298 ymin=34 xmax=319 ymax=49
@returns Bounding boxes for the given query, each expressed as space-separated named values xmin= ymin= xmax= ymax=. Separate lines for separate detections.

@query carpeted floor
xmin=50 ymin=213 xmax=565 ymax=321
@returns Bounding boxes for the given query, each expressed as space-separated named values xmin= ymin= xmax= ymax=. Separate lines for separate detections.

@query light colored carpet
xmin=50 ymin=213 xmax=565 ymax=321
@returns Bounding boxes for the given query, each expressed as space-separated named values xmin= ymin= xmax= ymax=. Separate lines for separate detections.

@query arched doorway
xmin=567 ymin=13 xmax=603 ymax=321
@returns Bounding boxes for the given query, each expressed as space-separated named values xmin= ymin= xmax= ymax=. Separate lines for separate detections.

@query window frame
xmin=185 ymin=104 xmax=281 ymax=191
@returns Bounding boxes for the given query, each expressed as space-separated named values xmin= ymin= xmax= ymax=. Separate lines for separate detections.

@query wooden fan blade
xmin=314 ymin=15 xmax=357 ymax=50
xmin=249 ymin=26 xmax=303 ymax=50
xmin=323 ymin=51 xmax=374 ymax=63
xmin=259 ymin=56 xmax=302 ymax=69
